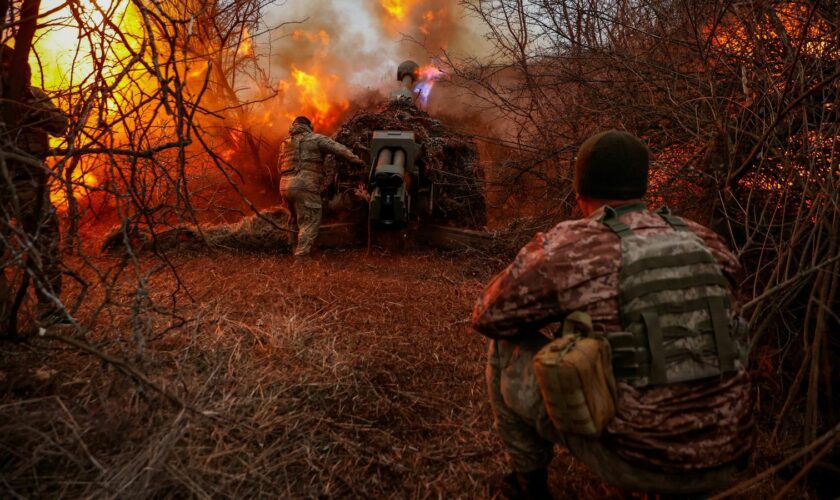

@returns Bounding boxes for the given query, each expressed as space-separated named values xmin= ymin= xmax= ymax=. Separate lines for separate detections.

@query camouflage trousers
xmin=487 ymin=337 xmax=737 ymax=494
xmin=280 ymin=171 xmax=323 ymax=257
xmin=0 ymin=166 xmax=63 ymax=327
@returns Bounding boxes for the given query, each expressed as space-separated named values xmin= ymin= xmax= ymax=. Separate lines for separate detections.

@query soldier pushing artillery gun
xmin=277 ymin=115 xmax=366 ymax=258
xmin=277 ymin=60 xmax=488 ymax=251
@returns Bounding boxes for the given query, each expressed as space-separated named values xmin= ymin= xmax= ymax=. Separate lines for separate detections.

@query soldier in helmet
xmin=277 ymin=116 xmax=365 ymax=258
xmin=472 ymin=131 xmax=754 ymax=497
xmin=0 ymin=44 xmax=70 ymax=330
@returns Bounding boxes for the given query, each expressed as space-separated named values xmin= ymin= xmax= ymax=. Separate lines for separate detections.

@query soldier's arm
xmin=317 ymin=135 xmax=361 ymax=163
xmin=472 ymin=232 xmax=560 ymax=339
xmin=28 ymin=87 xmax=69 ymax=136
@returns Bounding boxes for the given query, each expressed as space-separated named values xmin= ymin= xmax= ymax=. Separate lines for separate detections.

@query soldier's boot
xmin=497 ymin=468 xmax=551 ymax=500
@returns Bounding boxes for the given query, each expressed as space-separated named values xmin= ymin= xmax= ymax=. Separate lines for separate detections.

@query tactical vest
xmin=602 ymin=204 xmax=746 ymax=387
xmin=279 ymin=132 xmax=326 ymax=177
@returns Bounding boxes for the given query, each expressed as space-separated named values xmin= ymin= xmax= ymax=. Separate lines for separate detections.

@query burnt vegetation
xmin=0 ymin=0 xmax=838 ymax=498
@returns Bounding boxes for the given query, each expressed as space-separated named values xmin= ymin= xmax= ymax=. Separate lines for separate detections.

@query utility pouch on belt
xmin=533 ymin=311 xmax=616 ymax=437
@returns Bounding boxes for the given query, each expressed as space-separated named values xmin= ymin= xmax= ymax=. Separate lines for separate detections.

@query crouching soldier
xmin=278 ymin=116 xmax=365 ymax=258
xmin=472 ymin=131 xmax=754 ymax=497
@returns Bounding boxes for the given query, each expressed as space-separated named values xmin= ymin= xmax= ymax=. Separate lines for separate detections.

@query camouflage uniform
xmin=1 ymin=86 xmax=68 ymax=325
xmin=278 ymin=123 xmax=360 ymax=257
xmin=473 ymin=206 xmax=754 ymax=494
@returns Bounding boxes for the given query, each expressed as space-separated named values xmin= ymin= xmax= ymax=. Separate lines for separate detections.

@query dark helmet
xmin=574 ymin=130 xmax=649 ymax=200
xmin=292 ymin=116 xmax=312 ymax=128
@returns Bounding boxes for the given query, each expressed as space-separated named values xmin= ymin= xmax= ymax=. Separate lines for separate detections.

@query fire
xmin=30 ymin=0 xmax=150 ymax=211
xmin=237 ymin=28 xmax=255 ymax=58
xmin=381 ymin=0 xmax=418 ymax=21
xmin=707 ymin=3 xmax=837 ymax=61
xmin=20 ymin=0 xmax=461 ymax=224
xmin=292 ymin=69 xmax=324 ymax=110
xmin=30 ymin=0 xmax=142 ymax=92
xmin=289 ymin=67 xmax=348 ymax=131
xmin=292 ymin=30 xmax=331 ymax=45
xmin=420 ymin=9 xmax=446 ymax=36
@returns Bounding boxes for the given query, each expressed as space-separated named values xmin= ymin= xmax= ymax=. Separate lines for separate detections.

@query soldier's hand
xmin=350 ymin=157 xmax=367 ymax=168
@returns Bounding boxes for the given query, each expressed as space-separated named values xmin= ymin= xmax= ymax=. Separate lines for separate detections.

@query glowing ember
xmin=706 ymin=3 xmax=837 ymax=61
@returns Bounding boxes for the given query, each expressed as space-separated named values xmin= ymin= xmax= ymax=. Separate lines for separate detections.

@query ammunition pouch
xmin=534 ymin=311 xmax=616 ymax=437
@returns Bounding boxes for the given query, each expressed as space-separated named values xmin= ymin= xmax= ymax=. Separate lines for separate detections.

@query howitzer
xmin=367 ymin=130 xmax=420 ymax=228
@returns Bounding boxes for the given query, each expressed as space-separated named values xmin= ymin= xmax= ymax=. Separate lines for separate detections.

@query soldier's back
xmin=542 ymin=206 xmax=752 ymax=473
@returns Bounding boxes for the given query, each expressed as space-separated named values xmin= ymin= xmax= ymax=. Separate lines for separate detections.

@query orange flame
xmin=706 ymin=3 xmax=837 ymax=60
xmin=381 ymin=0 xmax=418 ymax=21
xmin=292 ymin=29 xmax=331 ymax=45
xmin=31 ymin=0 xmax=144 ymax=96
xmin=378 ymin=0 xmax=451 ymax=50
xmin=237 ymin=28 xmax=254 ymax=58
xmin=420 ymin=9 xmax=446 ymax=36
xmin=289 ymin=66 xmax=348 ymax=131
xmin=31 ymin=0 xmax=150 ymax=211
xmin=27 ymin=0 xmax=461 ymax=221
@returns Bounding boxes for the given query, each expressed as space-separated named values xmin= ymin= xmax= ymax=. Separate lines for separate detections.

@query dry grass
xmin=1 ymin=250 xmax=512 ymax=498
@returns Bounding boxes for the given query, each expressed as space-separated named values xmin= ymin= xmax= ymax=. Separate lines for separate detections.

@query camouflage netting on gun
xmin=101 ymin=206 xmax=294 ymax=254
xmin=331 ymin=99 xmax=487 ymax=229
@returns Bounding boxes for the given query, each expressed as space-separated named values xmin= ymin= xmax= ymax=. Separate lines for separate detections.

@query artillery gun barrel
xmin=392 ymin=149 xmax=406 ymax=168
xmin=376 ymin=149 xmax=394 ymax=167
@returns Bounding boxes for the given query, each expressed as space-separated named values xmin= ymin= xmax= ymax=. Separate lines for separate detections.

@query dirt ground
xmin=1 ymin=248 xmax=631 ymax=498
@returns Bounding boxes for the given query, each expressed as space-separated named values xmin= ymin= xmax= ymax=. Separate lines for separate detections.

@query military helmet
xmin=574 ymin=130 xmax=649 ymax=200
xmin=292 ymin=116 xmax=312 ymax=127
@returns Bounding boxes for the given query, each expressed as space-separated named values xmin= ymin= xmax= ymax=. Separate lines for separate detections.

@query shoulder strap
xmin=656 ymin=206 xmax=688 ymax=231
xmin=599 ymin=204 xmax=644 ymax=238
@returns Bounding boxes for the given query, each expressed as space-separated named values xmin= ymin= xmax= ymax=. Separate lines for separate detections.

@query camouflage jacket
xmin=473 ymin=206 xmax=754 ymax=472
xmin=278 ymin=130 xmax=356 ymax=182
xmin=8 ymin=86 xmax=68 ymax=158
